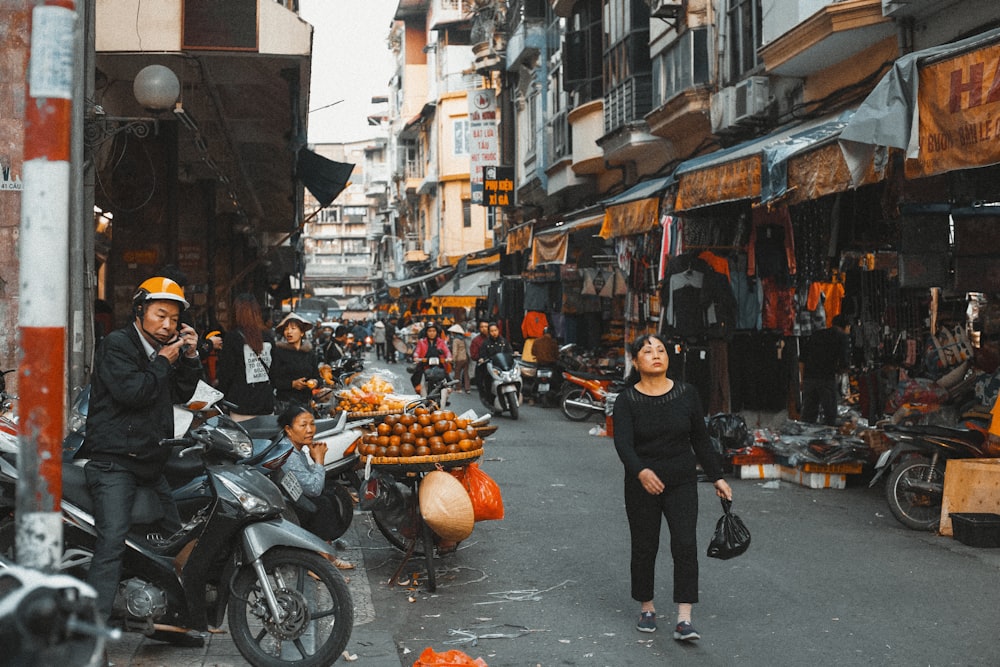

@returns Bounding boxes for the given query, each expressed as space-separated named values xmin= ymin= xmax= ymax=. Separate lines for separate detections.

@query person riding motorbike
xmin=79 ymin=276 xmax=202 ymax=622
xmin=411 ymin=324 xmax=451 ymax=395
xmin=476 ymin=322 xmax=513 ymax=394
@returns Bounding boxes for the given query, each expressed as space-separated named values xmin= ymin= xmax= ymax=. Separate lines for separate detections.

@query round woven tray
xmin=347 ymin=409 xmax=395 ymax=420
xmin=365 ymin=448 xmax=483 ymax=473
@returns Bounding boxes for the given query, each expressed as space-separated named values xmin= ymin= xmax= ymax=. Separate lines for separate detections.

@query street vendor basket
xmin=364 ymin=448 xmax=483 ymax=474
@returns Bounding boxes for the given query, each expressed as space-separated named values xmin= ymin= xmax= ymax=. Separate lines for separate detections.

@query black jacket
xmin=84 ymin=324 xmax=202 ymax=481
xmin=271 ymin=340 xmax=320 ymax=406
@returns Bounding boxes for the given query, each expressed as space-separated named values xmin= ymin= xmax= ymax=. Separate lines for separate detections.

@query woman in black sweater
xmin=613 ymin=334 xmax=732 ymax=642
xmin=270 ymin=312 xmax=321 ymax=411
xmin=217 ymin=294 xmax=275 ymax=419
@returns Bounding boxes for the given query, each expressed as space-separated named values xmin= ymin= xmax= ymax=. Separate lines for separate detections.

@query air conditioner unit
xmin=650 ymin=0 xmax=684 ymax=20
xmin=730 ymin=76 xmax=770 ymax=125
xmin=710 ymin=86 xmax=733 ymax=134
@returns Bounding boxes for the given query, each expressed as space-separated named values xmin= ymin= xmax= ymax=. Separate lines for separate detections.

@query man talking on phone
xmin=82 ymin=277 xmax=203 ymax=625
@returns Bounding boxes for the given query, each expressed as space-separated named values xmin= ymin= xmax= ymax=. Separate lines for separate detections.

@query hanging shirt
xmin=748 ymin=205 xmax=796 ymax=278
xmin=807 ymin=281 xmax=845 ymax=327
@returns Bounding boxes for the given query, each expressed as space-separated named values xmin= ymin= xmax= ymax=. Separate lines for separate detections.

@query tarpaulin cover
xmin=839 ymin=26 xmax=1000 ymax=185
xmin=506 ymin=221 xmax=533 ymax=252
xmin=530 ymin=233 xmax=568 ymax=267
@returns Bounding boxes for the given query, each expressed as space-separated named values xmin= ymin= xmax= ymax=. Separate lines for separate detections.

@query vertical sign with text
xmin=469 ymin=89 xmax=498 ymax=205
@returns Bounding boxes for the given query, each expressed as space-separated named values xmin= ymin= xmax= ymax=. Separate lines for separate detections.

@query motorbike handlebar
xmin=159 ymin=438 xmax=194 ymax=448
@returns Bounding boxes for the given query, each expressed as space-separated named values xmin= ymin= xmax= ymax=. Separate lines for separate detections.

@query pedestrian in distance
xmin=277 ymin=403 xmax=355 ymax=570
xmin=81 ymin=277 xmax=203 ymax=622
xmin=612 ymin=333 xmax=732 ymax=642
xmin=271 ymin=312 xmax=321 ymax=414
xmin=217 ymin=294 xmax=275 ymax=420
xmin=448 ymin=324 xmax=471 ymax=392
xmin=799 ymin=313 xmax=852 ymax=426
xmin=373 ymin=320 xmax=387 ymax=360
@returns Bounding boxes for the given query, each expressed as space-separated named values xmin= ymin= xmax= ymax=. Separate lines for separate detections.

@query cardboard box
xmin=778 ymin=465 xmax=847 ymax=489
xmin=939 ymin=459 xmax=1000 ymax=536
xmin=734 ymin=463 xmax=780 ymax=480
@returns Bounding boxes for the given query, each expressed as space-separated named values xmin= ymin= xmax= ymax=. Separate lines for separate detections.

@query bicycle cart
xmin=366 ymin=449 xmax=482 ymax=592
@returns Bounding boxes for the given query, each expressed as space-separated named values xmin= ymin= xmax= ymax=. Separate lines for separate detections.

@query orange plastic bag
xmin=452 ymin=463 xmax=504 ymax=521
xmin=413 ymin=646 xmax=488 ymax=666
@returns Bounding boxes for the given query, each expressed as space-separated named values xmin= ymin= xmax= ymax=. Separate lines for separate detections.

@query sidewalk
xmin=105 ymin=513 xmax=399 ymax=667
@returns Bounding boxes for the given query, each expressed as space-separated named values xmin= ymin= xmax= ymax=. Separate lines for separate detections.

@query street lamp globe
xmin=133 ymin=65 xmax=180 ymax=112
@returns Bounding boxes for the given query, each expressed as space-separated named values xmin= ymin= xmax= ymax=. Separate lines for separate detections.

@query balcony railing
xmin=604 ymin=77 xmax=653 ymax=135
xmin=548 ymin=109 xmax=571 ymax=163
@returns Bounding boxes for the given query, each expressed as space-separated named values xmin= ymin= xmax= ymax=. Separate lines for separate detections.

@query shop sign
xmin=911 ymin=41 xmax=1000 ymax=179
xmin=469 ymin=89 xmax=498 ymax=205
xmin=482 ymin=166 xmax=514 ymax=208
xmin=123 ymin=249 xmax=158 ymax=265
xmin=675 ymin=155 xmax=761 ymax=210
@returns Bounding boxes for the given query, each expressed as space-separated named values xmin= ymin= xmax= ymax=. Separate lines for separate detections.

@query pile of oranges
xmin=359 ymin=407 xmax=484 ymax=459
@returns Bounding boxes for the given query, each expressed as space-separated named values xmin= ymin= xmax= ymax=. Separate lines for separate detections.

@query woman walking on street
xmin=217 ymin=294 xmax=274 ymax=420
xmin=612 ymin=334 xmax=732 ymax=641
xmin=448 ymin=324 xmax=471 ymax=392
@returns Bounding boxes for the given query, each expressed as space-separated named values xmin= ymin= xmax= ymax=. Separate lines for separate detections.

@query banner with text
xmin=469 ymin=89 xmax=498 ymax=205
xmin=911 ymin=40 xmax=1000 ymax=179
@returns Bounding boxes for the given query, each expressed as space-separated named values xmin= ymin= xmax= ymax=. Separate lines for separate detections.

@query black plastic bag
xmin=359 ymin=470 xmax=402 ymax=512
xmin=706 ymin=498 xmax=751 ymax=560
xmin=706 ymin=413 xmax=751 ymax=452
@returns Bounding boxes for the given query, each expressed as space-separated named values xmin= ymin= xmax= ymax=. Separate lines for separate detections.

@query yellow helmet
xmin=133 ymin=276 xmax=189 ymax=311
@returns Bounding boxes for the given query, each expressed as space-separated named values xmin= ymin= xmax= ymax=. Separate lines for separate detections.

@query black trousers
xmin=624 ymin=476 xmax=700 ymax=604
xmin=85 ymin=460 xmax=181 ymax=619
xmin=299 ymin=488 xmax=350 ymax=542
xmin=801 ymin=377 xmax=837 ymax=425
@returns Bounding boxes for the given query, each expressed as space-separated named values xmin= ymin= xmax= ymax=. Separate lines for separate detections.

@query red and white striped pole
xmin=17 ymin=0 xmax=76 ymax=570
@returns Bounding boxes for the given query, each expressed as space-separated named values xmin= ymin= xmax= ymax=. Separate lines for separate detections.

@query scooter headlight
xmin=218 ymin=427 xmax=254 ymax=459
xmin=218 ymin=475 xmax=273 ymax=516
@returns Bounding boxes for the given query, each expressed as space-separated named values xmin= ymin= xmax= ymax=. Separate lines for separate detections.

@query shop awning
xmin=839 ymin=26 xmax=1000 ymax=186
xmin=385 ymin=266 xmax=453 ymax=298
xmin=597 ymin=175 xmax=674 ymax=239
xmin=429 ymin=270 xmax=499 ymax=308
xmin=674 ymin=111 xmax=856 ymax=211
xmin=506 ymin=221 xmax=534 ymax=252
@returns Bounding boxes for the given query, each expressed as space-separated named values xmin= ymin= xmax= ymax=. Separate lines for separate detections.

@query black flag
xmin=297 ymin=148 xmax=355 ymax=207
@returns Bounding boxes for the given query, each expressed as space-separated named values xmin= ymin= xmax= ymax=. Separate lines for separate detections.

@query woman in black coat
xmin=270 ymin=312 xmax=321 ymax=411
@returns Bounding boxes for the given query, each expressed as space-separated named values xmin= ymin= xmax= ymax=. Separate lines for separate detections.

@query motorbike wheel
xmin=561 ymin=387 xmax=595 ymax=421
xmin=884 ymin=456 xmax=945 ymax=531
xmin=228 ymin=547 xmax=353 ymax=667
xmin=505 ymin=393 xmax=519 ymax=420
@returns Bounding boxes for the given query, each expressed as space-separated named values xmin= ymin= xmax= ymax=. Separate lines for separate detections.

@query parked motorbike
xmin=871 ymin=419 xmax=992 ymax=531
xmin=518 ymin=360 xmax=562 ymax=407
xmin=16 ymin=417 xmax=354 ymax=665
xmin=0 ymin=556 xmax=115 ymax=667
xmin=479 ymin=351 xmax=522 ymax=419
xmin=559 ymin=369 xmax=625 ymax=422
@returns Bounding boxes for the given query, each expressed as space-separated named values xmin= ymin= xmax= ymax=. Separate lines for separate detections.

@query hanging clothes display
xmin=660 ymin=253 xmax=737 ymax=340
xmin=728 ymin=254 xmax=763 ymax=330
xmin=748 ymin=205 xmax=797 ymax=279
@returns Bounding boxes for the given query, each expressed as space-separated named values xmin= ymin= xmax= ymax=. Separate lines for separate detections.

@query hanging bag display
xmin=706 ymin=498 xmax=751 ymax=560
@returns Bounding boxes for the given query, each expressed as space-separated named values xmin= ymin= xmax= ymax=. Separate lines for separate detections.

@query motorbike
xmin=870 ymin=419 xmax=991 ymax=531
xmin=559 ymin=368 xmax=625 ymax=422
xmin=10 ymin=416 xmax=354 ymax=665
xmin=0 ymin=555 xmax=115 ymax=666
xmin=479 ymin=351 xmax=522 ymax=420
xmin=414 ymin=356 xmax=458 ymax=408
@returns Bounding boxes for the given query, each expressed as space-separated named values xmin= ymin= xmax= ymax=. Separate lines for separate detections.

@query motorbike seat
xmin=163 ymin=447 xmax=207 ymax=488
xmin=61 ymin=462 xmax=166 ymax=525
xmin=238 ymin=413 xmax=280 ymax=440
xmin=565 ymin=370 xmax=618 ymax=381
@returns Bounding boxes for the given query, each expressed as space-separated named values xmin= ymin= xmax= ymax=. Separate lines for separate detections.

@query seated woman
xmin=277 ymin=403 xmax=355 ymax=570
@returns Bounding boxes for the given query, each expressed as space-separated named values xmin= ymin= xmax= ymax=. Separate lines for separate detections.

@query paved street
xmin=108 ymin=359 xmax=1000 ymax=666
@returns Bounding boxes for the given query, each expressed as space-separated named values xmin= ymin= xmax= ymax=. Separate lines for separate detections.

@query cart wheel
xmin=420 ymin=513 xmax=437 ymax=592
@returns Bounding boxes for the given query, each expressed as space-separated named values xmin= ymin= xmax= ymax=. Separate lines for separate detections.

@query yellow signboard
xmin=674 ymin=155 xmax=761 ymax=211
xmin=911 ymin=41 xmax=1000 ymax=179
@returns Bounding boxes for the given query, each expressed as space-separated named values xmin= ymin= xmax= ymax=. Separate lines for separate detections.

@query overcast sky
xmin=299 ymin=0 xmax=398 ymax=144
